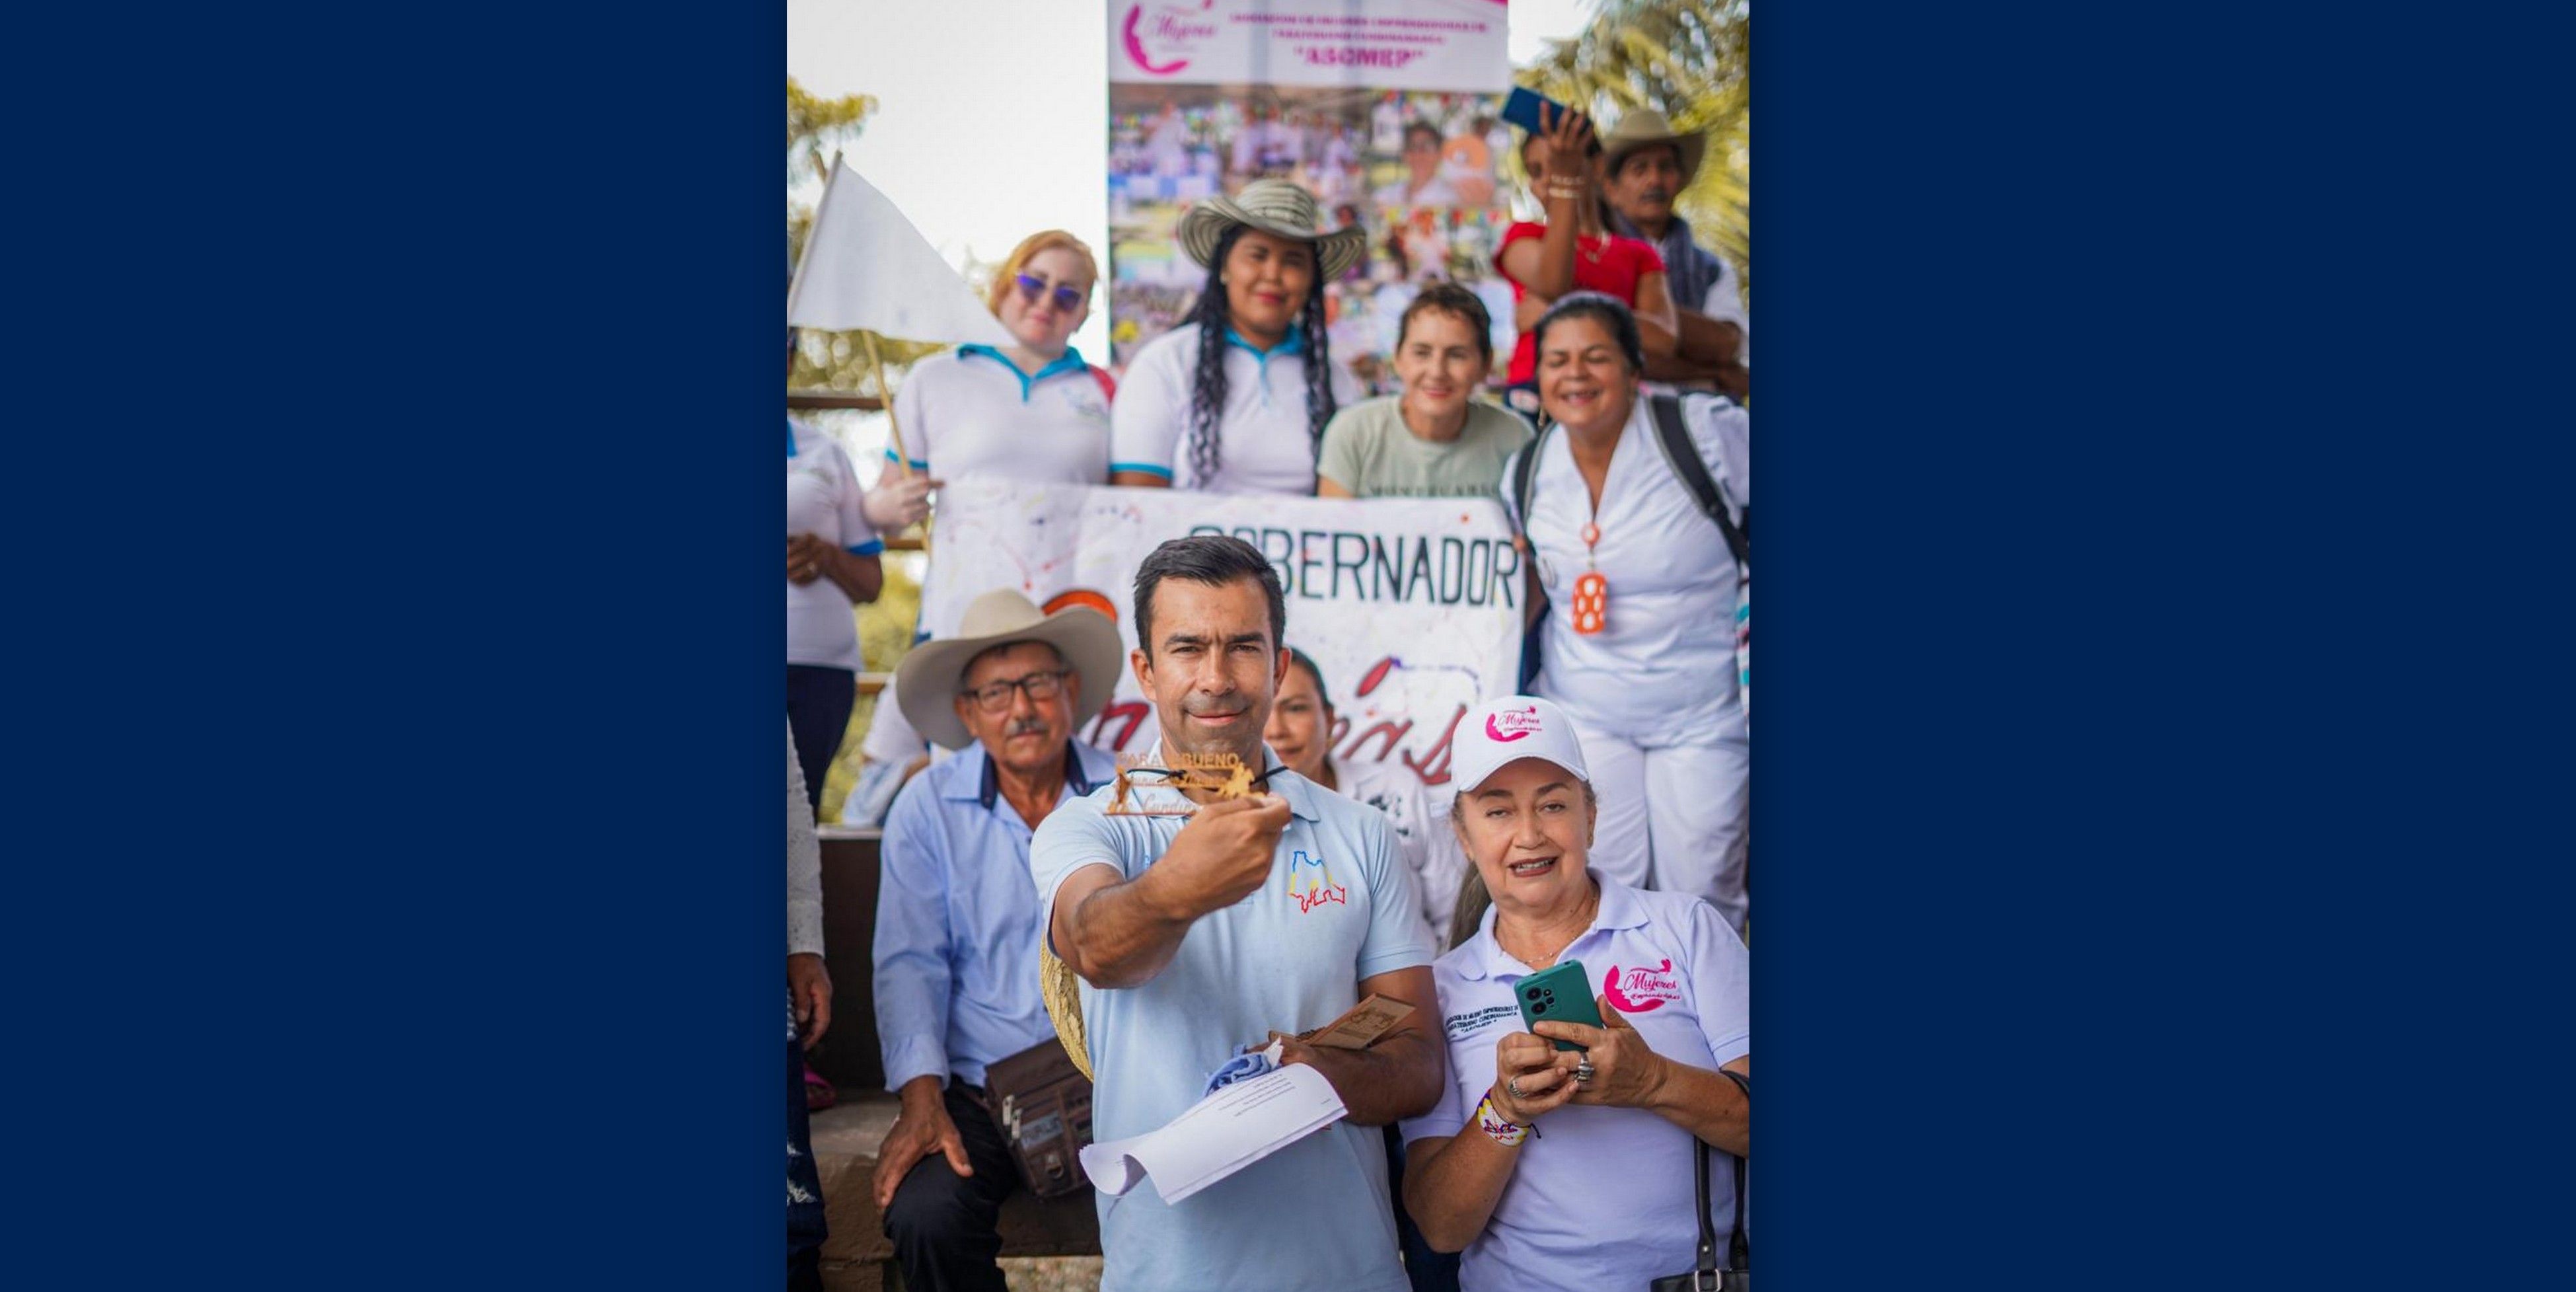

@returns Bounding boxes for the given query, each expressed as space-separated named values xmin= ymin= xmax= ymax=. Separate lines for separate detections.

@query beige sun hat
xmin=892 ymin=589 xmax=1126 ymax=752
xmin=1175 ymin=178 xmax=1370 ymax=282
xmin=1598 ymin=108 xmax=1707 ymax=189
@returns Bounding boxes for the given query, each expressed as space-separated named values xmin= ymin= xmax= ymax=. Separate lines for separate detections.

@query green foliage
xmin=787 ymin=79 xmax=936 ymax=394
xmin=1521 ymin=0 xmax=1750 ymax=305
xmin=788 ymin=78 xmax=876 ymax=186
xmin=818 ymin=553 xmax=926 ymax=825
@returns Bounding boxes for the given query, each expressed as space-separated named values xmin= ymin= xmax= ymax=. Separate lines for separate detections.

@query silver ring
xmin=1505 ymin=1077 xmax=1526 ymax=1102
xmin=1574 ymin=1061 xmax=1596 ymax=1084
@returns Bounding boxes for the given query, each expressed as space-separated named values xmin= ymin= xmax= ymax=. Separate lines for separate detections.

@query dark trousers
xmin=883 ymin=1083 xmax=1021 ymax=1292
xmin=1386 ymin=1125 xmax=1461 ymax=1292
xmin=788 ymin=995 xmax=828 ymax=1291
xmin=786 ymin=665 xmax=856 ymax=819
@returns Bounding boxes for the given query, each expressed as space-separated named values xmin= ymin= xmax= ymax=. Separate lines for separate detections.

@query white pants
xmin=1564 ymin=713 xmax=1749 ymax=931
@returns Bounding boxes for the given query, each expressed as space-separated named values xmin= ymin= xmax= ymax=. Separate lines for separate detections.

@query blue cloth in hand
xmin=1203 ymin=1039 xmax=1283 ymax=1096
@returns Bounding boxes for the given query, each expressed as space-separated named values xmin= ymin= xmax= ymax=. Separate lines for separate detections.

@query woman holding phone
xmin=1400 ymin=696 xmax=1749 ymax=1292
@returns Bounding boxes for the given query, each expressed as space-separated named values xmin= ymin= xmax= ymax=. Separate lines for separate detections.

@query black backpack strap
xmin=1645 ymin=392 xmax=1748 ymax=568
xmin=1508 ymin=422 xmax=1552 ymax=541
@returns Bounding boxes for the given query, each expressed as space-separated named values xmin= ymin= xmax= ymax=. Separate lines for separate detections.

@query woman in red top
xmin=1493 ymin=104 xmax=1679 ymax=423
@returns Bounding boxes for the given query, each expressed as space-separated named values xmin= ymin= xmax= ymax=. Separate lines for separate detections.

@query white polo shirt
xmin=887 ymin=345 xmax=1113 ymax=484
xmin=1502 ymin=394 xmax=1748 ymax=742
xmin=1028 ymin=745 xmax=1432 ymax=1292
xmin=1110 ymin=321 xmax=1363 ymax=496
xmin=1399 ymin=873 xmax=1749 ymax=1292
xmin=786 ymin=419 xmax=884 ymax=672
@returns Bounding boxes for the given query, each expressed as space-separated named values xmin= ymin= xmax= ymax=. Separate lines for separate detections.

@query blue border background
xmin=16 ymin=1 xmax=2563 ymax=1285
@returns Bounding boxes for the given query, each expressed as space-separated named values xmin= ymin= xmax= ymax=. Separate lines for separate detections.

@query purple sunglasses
xmin=1014 ymin=273 xmax=1087 ymax=313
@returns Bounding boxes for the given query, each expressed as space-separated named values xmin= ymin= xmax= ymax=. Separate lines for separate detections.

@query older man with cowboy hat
xmin=868 ymin=588 xmax=1124 ymax=1292
xmin=1111 ymin=176 xmax=1370 ymax=495
xmin=1596 ymin=107 xmax=1750 ymax=400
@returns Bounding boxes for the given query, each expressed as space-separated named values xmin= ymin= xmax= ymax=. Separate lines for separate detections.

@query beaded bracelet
xmin=1475 ymin=1092 xmax=1531 ymax=1147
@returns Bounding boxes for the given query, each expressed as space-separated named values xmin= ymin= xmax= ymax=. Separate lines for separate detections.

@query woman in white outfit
xmin=1499 ymin=292 xmax=1751 ymax=929
xmin=1401 ymin=696 xmax=1749 ymax=1292
xmin=846 ymin=231 xmax=1119 ymax=823
xmin=1109 ymin=178 xmax=1366 ymax=496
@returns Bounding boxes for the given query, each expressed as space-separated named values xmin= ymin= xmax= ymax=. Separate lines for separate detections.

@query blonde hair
xmin=986 ymin=230 xmax=1102 ymax=314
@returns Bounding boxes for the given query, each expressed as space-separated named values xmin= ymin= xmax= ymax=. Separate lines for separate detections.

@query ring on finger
xmin=1506 ymin=1076 xmax=1526 ymax=1102
xmin=1574 ymin=1060 xmax=1597 ymax=1084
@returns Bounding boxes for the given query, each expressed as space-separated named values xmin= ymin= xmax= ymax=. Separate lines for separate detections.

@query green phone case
xmin=1515 ymin=959 xmax=1603 ymax=1052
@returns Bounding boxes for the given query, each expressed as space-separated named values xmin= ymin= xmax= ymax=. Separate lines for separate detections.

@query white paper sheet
xmin=1077 ymin=1062 xmax=1349 ymax=1205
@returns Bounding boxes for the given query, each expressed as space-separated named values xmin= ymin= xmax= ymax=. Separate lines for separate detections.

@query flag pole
xmin=862 ymin=329 xmax=913 ymax=482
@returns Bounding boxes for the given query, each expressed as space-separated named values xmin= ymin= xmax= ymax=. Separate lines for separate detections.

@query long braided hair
xmin=1183 ymin=225 xmax=1339 ymax=485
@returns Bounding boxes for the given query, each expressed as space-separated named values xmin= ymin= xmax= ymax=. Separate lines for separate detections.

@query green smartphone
xmin=1515 ymin=960 xmax=1604 ymax=1053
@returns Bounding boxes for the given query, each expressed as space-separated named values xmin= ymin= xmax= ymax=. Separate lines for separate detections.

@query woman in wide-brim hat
xmin=1109 ymin=178 xmax=1368 ymax=496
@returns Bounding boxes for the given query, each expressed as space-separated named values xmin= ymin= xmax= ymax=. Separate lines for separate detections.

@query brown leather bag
xmin=978 ymin=1038 xmax=1095 ymax=1199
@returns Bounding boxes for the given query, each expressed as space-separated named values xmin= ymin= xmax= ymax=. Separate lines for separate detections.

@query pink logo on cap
xmin=1483 ymin=706 xmax=1543 ymax=743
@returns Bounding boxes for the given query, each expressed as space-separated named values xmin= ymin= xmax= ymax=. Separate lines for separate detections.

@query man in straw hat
xmin=1596 ymin=107 xmax=1750 ymax=400
xmin=1031 ymin=535 xmax=1443 ymax=1292
xmin=869 ymin=588 xmax=1124 ymax=1292
xmin=1109 ymin=178 xmax=1368 ymax=496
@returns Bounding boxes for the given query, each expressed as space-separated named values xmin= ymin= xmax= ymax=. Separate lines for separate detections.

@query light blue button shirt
xmin=873 ymin=740 xmax=1117 ymax=1091
xmin=1029 ymin=745 xmax=1433 ymax=1292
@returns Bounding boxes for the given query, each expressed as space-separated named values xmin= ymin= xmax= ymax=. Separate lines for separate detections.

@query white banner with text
xmin=922 ymin=479 xmax=1524 ymax=790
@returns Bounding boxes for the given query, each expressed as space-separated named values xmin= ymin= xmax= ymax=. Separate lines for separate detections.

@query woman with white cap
xmin=1399 ymin=695 xmax=1749 ymax=1292
xmin=1109 ymin=178 xmax=1368 ymax=495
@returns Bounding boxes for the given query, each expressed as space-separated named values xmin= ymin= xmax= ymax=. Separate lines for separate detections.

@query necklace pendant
xmin=1579 ymin=521 xmax=1600 ymax=548
xmin=1572 ymin=570 xmax=1609 ymax=635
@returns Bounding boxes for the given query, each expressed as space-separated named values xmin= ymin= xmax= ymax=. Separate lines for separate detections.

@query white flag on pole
xmin=788 ymin=159 xmax=1017 ymax=349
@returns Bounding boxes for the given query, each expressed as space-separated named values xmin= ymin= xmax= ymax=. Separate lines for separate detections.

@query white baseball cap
xmin=1450 ymin=696 xmax=1591 ymax=795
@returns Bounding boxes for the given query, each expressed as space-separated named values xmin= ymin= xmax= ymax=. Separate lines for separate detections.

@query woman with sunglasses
xmin=844 ymin=231 xmax=1116 ymax=826
xmin=1110 ymin=178 xmax=1368 ymax=496
xmin=872 ymin=230 xmax=1116 ymax=519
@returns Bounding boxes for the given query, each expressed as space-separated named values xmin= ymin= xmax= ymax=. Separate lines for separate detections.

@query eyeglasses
xmin=961 ymin=667 xmax=1072 ymax=713
xmin=1015 ymin=274 xmax=1087 ymax=313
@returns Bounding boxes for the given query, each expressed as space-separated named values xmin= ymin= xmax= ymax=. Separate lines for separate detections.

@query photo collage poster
xmin=1105 ymin=0 xmax=1514 ymax=394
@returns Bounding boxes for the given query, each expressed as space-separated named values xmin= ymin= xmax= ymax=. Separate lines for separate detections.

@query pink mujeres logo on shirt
xmin=1604 ymin=960 xmax=1681 ymax=1012
xmin=1484 ymin=706 xmax=1542 ymax=742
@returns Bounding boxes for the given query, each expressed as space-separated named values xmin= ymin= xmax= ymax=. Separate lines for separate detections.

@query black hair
xmin=1132 ymin=535 xmax=1288 ymax=659
xmin=1184 ymin=224 xmax=1337 ymax=484
xmin=1395 ymin=282 xmax=1495 ymax=364
xmin=1403 ymin=119 xmax=1444 ymax=149
xmin=1280 ymin=646 xmax=1333 ymax=711
xmin=1531 ymin=291 xmax=1645 ymax=375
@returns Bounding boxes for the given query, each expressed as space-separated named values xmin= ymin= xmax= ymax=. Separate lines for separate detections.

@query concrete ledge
xmin=811 ymin=1090 xmax=1101 ymax=1291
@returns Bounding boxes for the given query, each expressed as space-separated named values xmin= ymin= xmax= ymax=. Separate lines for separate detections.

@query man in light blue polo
xmin=871 ymin=588 xmax=1128 ymax=1292
xmin=1031 ymin=535 xmax=1443 ymax=1292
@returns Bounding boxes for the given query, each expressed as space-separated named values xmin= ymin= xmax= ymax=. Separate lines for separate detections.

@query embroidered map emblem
xmin=1288 ymin=849 xmax=1348 ymax=914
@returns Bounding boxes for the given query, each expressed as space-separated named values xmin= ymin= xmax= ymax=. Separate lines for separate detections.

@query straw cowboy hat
xmin=1176 ymin=178 xmax=1370 ymax=282
xmin=893 ymin=589 xmax=1125 ymax=752
xmin=1598 ymin=107 xmax=1706 ymax=188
